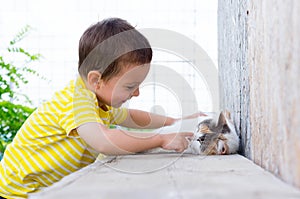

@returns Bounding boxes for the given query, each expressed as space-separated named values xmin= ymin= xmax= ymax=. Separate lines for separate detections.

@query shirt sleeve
xmin=109 ymin=107 xmax=128 ymax=125
xmin=59 ymin=88 xmax=102 ymax=137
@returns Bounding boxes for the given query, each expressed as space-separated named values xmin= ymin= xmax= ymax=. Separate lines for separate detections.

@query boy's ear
xmin=87 ymin=71 xmax=102 ymax=89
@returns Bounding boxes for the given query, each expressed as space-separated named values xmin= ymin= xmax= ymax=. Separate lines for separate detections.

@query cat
xmin=149 ymin=110 xmax=239 ymax=155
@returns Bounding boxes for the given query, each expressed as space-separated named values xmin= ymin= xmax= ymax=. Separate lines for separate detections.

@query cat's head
xmin=192 ymin=110 xmax=239 ymax=155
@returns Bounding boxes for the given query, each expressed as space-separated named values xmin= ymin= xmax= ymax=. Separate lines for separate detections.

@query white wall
xmin=0 ymin=0 xmax=217 ymax=117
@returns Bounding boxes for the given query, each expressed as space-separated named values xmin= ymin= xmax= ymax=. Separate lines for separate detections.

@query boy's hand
xmin=182 ymin=111 xmax=207 ymax=120
xmin=160 ymin=132 xmax=194 ymax=152
xmin=171 ymin=111 xmax=208 ymax=125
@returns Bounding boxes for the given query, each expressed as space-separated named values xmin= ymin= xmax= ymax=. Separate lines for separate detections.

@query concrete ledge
xmin=29 ymin=154 xmax=300 ymax=199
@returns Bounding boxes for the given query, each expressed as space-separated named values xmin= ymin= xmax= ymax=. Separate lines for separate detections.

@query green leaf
xmin=0 ymin=25 xmax=44 ymax=103
xmin=9 ymin=25 xmax=32 ymax=46
xmin=0 ymin=25 xmax=44 ymax=157
xmin=0 ymin=101 xmax=35 ymax=143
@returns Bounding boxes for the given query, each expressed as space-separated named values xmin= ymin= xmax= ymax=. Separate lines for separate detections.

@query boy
xmin=0 ymin=18 xmax=200 ymax=198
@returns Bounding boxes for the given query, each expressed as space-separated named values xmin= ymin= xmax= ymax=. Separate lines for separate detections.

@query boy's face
xmin=96 ymin=64 xmax=150 ymax=108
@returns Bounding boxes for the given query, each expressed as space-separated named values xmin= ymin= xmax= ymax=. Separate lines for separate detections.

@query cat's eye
xmin=197 ymin=136 xmax=205 ymax=143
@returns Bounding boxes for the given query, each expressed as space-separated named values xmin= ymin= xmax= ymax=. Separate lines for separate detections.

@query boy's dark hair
xmin=78 ymin=18 xmax=152 ymax=81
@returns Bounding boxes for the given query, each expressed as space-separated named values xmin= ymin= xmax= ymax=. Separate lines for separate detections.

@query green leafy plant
xmin=0 ymin=101 xmax=35 ymax=156
xmin=1 ymin=25 xmax=42 ymax=102
xmin=0 ymin=25 xmax=42 ymax=159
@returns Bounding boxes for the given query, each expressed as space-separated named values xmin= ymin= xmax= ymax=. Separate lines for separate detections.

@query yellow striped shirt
xmin=0 ymin=76 xmax=127 ymax=198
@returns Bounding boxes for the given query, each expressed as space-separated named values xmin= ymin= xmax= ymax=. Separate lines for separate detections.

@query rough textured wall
xmin=218 ymin=0 xmax=300 ymax=188
xmin=218 ymin=0 xmax=250 ymax=156
xmin=247 ymin=0 xmax=300 ymax=188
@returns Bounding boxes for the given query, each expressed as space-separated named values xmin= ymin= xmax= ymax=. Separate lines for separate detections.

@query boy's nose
xmin=132 ymin=87 xmax=140 ymax=97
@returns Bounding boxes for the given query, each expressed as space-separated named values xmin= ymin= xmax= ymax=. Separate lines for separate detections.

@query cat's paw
xmin=188 ymin=140 xmax=201 ymax=155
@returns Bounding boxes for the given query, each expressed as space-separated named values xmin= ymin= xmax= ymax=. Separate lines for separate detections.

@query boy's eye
xmin=126 ymin=86 xmax=135 ymax=90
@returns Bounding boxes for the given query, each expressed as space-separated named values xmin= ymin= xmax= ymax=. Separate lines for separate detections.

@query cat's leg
xmin=184 ymin=140 xmax=201 ymax=154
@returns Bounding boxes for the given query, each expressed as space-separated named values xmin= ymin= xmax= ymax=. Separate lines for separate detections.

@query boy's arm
xmin=119 ymin=109 xmax=176 ymax=129
xmin=119 ymin=109 xmax=207 ymax=129
xmin=77 ymin=122 xmax=193 ymax=155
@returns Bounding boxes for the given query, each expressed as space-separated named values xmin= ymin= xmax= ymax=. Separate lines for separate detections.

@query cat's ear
xmin=217 ymin=110 xmax=231 ymax=125
xmin=221 ymin=124 xmax=230 ymax=134
xmin=217 ymin=110 xmax=231 ymax=134
xmin=217 ymin=111 xmax=227 ymax=127
xmin=197 ymin=119 xmax=215 ymax=134
xmin=198 ymin=123 xmax=211 ymax=133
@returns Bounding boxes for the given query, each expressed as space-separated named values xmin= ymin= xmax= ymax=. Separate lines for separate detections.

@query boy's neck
xmin=79 ymin=76 xmax=109 ymax=111
xmin=99 ymin=102 xmax=108 ymax=111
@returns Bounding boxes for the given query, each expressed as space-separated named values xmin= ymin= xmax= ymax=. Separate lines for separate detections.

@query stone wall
xmin=218 ymin=0 xmax=300 ymax=188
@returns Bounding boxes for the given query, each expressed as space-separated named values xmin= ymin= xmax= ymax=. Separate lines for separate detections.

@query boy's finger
xmin=181 ymin=132 xmax=194 ymax=138
xmin=199 ymin=111 xmax=208 ymax=116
